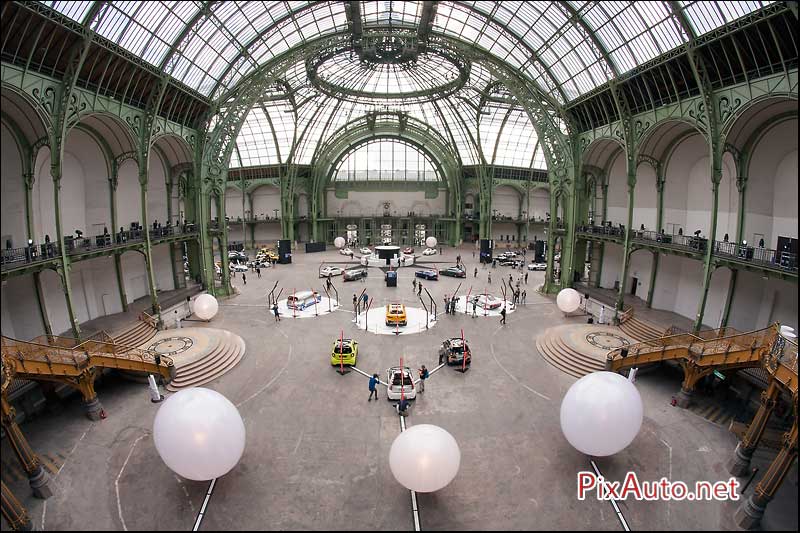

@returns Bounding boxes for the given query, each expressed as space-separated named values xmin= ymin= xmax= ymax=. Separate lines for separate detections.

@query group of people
xmin=412 ymin=278 xmax=423 ymax=296
xmin=442 ymin=295 xmax=459 ymax=315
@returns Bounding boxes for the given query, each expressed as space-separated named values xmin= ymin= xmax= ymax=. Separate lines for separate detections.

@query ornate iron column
xmin=1 ymin=396 xmax=54 ymax=499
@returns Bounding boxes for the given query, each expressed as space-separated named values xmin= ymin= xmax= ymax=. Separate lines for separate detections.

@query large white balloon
xmin=560 ymin=372 xmax=643 ymax=456
xmin=425 ymin=236 xmax=437 ymax=249
xmin=334 ymin=236 xmax=346 ymax=249
xmin=193 ymin=294 xmax=219 ymax=321
xmin=556 ymin=288 xmax=581 ymax=313
xmin=389 ymin=424 xmax=460 ymax=493
xmin=153 ymin=388 xmax=246 ymax=481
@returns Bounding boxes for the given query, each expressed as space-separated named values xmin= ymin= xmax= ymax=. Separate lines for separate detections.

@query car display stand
xmin=452 ymin=295 xmax=516 ymax=317
xmin=276 ymin=297 xmax=339 ymax=318
xmin=353 ymin=306 xmax=437 ymax=335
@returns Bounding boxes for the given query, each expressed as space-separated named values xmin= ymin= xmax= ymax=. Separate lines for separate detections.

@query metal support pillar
xmin=31 ymin=272 xmax=53 ymax=337
xmin=1 ymin=480 xmax=33 ymax=531
xmin=615 ymin=181 xmax=635 ymax=314
xmin=727 ymin=380 xmax=780 ymax=476
xmin=647 ymin=171 xmax=665 ymax=308
xmin=735 ymin=421 xmax=798 ymax=530
xmin=692 ymin=179 xmax=720 ymax=332
xmin=594 ymin=182 xmax=608 ymax=288
xmin=139 ymin=181 xmax=161 ymax=317
xmin=52 ymin=178 xmax=81 ymax=340
xmin=1 ymin=396 xmax=54 ymax=499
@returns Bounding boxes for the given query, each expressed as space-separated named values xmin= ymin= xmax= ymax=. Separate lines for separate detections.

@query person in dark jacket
xmin=368 ymin=374 xmax=380 ymax=401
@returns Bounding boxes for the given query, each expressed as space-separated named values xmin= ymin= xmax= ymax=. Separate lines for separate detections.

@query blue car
xmin=415 ymin=269 xmax=439 ymax=281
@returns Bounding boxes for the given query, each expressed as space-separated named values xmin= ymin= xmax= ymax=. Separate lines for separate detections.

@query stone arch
xmin=67 ymin=112 xmax=138 ymax=156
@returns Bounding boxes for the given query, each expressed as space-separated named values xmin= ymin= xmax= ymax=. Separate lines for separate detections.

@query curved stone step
xmin=550 ymin=335 xmax=606 ymax=371
xmin=166 ymin=335 xmax=246 ymax=391
xmin=171 ymin=338 xmax=239 ymax=382
xmin=536 ymin=335 xmax=583 ymax=379
xmin=544 ymin=336 xmax=603 ymax=376
xmin=620 ymin=318 xmax=662 ymax=341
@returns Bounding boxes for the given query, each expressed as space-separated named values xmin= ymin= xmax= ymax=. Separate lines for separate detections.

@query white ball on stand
xmin=425 ymin=236 xmax=437 ymax=249
xmin=193 ymin=293 xmax=219 ymax=321
xmin=556 ymin=288 xmax=581 ymax=313
xmin=334 ymin=237 xmax=346 ymax=249
xmin=560 ymin=371 xmax=643 ymax=456
xmin=153 ymin=388 xmax=246 ymax=480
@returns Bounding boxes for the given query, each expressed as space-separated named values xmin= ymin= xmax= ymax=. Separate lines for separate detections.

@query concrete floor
xmin=3 ymin=246 xmax=797 ymax=531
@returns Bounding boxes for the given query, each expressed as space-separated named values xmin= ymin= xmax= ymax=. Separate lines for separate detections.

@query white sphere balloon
xmin=334 ymin=236 xmax=346 ymax=249
xmin=560 ymin=372 xmax=643 ymax=456
xmin=193 ymin=293 xmax=219 ymax=321
xmin=556 ymin=288 xmax=581 ymax=313
xmin=153 ymin=388 xmax=245 ymax=481
xmin=425 ymin=236 xmax=437 ymax=249
xmin=389 ymin=424 xmax=460 ymax=493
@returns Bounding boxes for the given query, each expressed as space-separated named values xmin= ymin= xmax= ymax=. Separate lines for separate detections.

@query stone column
xmin=727 ymin=380 xmax=780 ymax=476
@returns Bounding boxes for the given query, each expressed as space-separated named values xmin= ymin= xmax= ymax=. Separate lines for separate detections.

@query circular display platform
xmin=353 ymin=306 xmax=437 ymax=335
xmin=452 ymin=295 xmax=516 ymax=317
xmin=585 ymin=332 xmax=630 ymax=350
xmin=148 ymin=336 xmax=194 ymax=357
xmin=276 ymin=297 xmax=339 ymax=318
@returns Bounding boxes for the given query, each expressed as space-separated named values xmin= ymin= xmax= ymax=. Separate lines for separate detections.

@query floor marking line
xmin=236 ymin=345 xmax=293 ymax=408
xmin=42 ymin=428 xmax=90 ymax=530
xmin=192 ymin=478 xmax=217 ymax=531
xmin=590 ymin=460 xmax=631 ymax=532
xmin=660 ymin=437 xmax=673 ymax=526
xmin=489 ymin=331 xmax=551 ymax=401
xmin=398 ymin=409 xmax=421 ymax=531
xmin=116 ymin=433 xmax=147 ymax=531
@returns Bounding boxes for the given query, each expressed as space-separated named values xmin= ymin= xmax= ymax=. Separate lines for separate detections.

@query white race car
xmin=472 ymin=294 xmax=503 ymax=310
xmin=319 ymin=266 xmax=344 ymax=277
xmin=360 ymin=247 xmax=372 ymax=255
xmin=230 ymin=263 xmax=249 ymax=272
xmin=527 ymin=262 xmax=546 ymax=271
xmin=386 ymin=366 xmax=417 ymax=401
xmin=422 ymin=248 xmax=437 ymax=255
xmin=339 ymin=247 xmax=354 ymax=256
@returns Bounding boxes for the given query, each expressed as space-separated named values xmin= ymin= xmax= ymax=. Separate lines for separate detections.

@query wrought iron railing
xmin=1 ymin=224 xmax=198 ymax=272
xmin=577 ymin=225 xmax=797 ymax=273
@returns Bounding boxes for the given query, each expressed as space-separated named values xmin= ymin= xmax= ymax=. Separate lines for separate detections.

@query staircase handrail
xmin=1 ymin=335 xmax=173 ymax=370
xmin=139 ymin=311 xmax=159 ymax=329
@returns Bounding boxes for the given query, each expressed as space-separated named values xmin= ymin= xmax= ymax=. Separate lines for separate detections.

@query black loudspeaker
xmin=278 ymin=239 xmax=292 ymax=264
xmin=480 ymin=239 xmax=493 ymax=263
xmin=534 ymin=240 xmax=545 ymax=263
xmin=305 ymin=242 xmax=326 ymax=253
xmin=620 ymin=347 xmax=629 ymax=358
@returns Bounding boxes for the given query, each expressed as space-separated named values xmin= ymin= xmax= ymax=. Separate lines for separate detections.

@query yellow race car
xmin=385 ymin=303 xmax=408 ymax=327
xmin=331 ymin=338 xmax=358 ymax=366
xmin=260 ymin=249 xmax=279 ymax=262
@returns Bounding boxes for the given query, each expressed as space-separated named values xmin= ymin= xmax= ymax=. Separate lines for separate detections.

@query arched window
xmin=333 ymin=139 xmax=440 ymax=182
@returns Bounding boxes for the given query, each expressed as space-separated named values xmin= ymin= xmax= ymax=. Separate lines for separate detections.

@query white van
xmin=287 ymin=290 xmax=322 ymax=310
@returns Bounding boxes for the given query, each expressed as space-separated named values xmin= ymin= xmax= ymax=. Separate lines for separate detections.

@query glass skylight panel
xmin=42 ymin=0 xmax=95 ymax=23
xmin=334 ymin=139 xmax=439 ymax=182
xmin=680 ymin=1 xmax=770 ymax=36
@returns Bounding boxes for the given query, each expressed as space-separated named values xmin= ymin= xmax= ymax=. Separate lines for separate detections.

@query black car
xmin=439 ymin=338 xmax=471 ymax=365
xmin=343 ymin=266 xmax=368 ymax=281
xmin=440 ymin=266 xmax=466 ymax=278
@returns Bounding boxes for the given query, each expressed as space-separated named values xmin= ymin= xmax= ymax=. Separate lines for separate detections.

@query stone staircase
xmin=112 ymin=317 xmax=158 ymax=348
xmin=619 ymin=316 xmax=664 ymax=341
xmin=535 ymin=330 xmax=605 ymax=378
xmin=166 ymin=331 xmax=246 ymax=391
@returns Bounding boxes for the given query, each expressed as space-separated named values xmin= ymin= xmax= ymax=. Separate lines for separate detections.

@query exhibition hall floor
xmin=3 ymin=246 xmax=797 ymax=531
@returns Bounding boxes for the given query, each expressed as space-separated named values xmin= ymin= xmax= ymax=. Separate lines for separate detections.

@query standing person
xmin=599 ymin=305 xmax=605 ymax=325
xmin=500 ymin=306 xmax=507 ymax=325
xmin=242 ymin=272 xmax=247 ymax=285
xmin=272 ymin=302 xmax=281 ymax=322
xmin=509 ymin=273 xmax=513 ymax=286
xmin=368 ymin=374 xmax=380 ymax=401
xmin=474 ymin=267 xmax=478 ymax=278
xmin=256 ymin=267 xmax=261 ymax=278
xmin=525 ymin=272 xmax=528 ymax=284
xmin=413 ymin=277 xmax=417 ymax=292
xmin=472 ymin=249 xmax=475 ymax=259
xmin=418 ymin=282 xmax=423 ymax=296
xmin=418 ymin=365 xmax=429 ymax=392
xmin=472 ymin=298 xmax=478 ymax=317
xmin=522 ymin=290 xmax=527 ymax=304
xmin=353 ymin=293 xmax=358 ymax=312
xmin=444 ymin=295 xmax=450 ymax=315
xmin=488 ymin=272 xmax=492 ymax=284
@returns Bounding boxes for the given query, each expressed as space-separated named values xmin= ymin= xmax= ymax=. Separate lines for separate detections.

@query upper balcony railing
xmin=577 ymin=224 xmax=798 ymax=274
xmin=1 ymin=223 xmax=199 ymax=272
